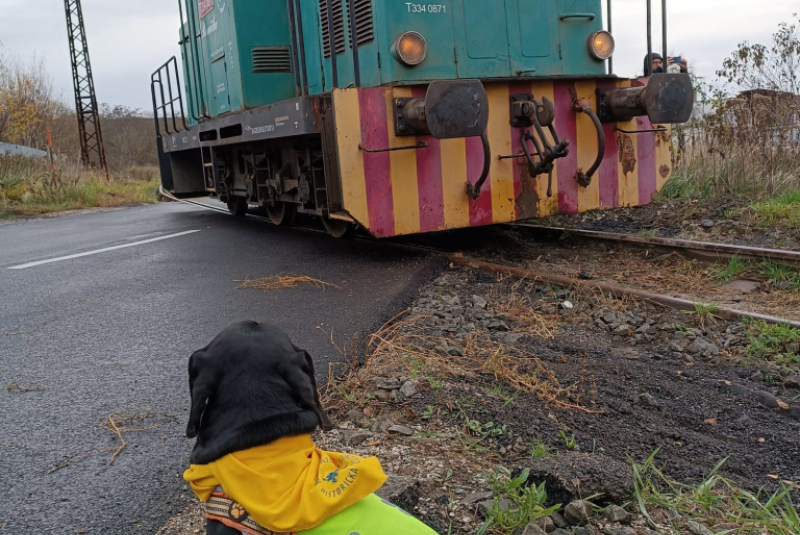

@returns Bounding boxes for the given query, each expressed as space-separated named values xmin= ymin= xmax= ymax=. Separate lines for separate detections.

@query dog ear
xmin=284 ymin=350 xmax=335 ymax=431
xmin=186 ymin=351 xmax=216 ymax=438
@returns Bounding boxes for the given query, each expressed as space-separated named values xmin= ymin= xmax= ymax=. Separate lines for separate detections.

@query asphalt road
xmin=0 ymin=203 xmax=438 ymax=534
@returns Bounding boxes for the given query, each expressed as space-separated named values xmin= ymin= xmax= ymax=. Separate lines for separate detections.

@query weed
xmin=529 ymin=437 xmax=554 ymax=459
xmin=689 ymin=303 xmax=721 ymax=328
xmin=485 ymin=385 xmax=521 ymax=407
xmin=633 ymin=451 xmax=800 ymax=535
xmin=712 ymin=255 xmax=749 ymax=283
xmin=431 ymin=469 xmax=454 ymax=485
xmin=746 ymin=321 xmax=800 ymax=370
xmin=455 ymin=396 xmax=475 ymax=409
xmin=426 ymin=375 xmax=445 ymax=390
xmin=638 ymin=229 xmax=657 ymax=237
xmin=559 ymin=430 xmax=577 ymax=450
xmin=334 ymin=385 xmax=374 ymax=407
xmin=466 ymin=418 xmax=507 ymax=441
xmin=422 ymin=405 xmax=436 ymax=420
xmin=477 ymin=467 xmax=560 ymax=534
xmin=761 ymin=261 xmax=800 ymax=291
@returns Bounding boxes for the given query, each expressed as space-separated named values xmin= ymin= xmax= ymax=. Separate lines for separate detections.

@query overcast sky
xmin=0 ymin=0 xmax=796 ymax=112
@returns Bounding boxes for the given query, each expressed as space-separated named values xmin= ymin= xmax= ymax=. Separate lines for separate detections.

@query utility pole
xmin=63 ymin=0 xmax=108 ymax=177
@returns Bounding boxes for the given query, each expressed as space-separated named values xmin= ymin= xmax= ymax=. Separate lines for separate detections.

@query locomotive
xmin=152 ymin=0 xmax=693 ymax=238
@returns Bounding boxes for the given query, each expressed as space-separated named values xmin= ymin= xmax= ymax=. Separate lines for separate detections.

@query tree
xmin=717 ymin=14 xmax=800 ymax=95
xmin=0 ymin=45 xmax=62 ymax=148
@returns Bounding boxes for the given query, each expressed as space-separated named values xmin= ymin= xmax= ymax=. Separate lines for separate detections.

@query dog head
xmin=186 ymin=320 xmax=334 ymax=465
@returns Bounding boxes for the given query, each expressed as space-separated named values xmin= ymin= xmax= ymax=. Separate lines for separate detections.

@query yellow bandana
xmin=183 ymin=434 xmax=387 ymax=533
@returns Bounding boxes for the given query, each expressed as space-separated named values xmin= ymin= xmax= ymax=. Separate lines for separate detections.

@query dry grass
xmin=48 ymin=404 xmax=173 ymax=473
xmin=6 ymin=381 xmax=44 ymax=392
xmin=236 ymin=275 xmax=341 ymax=292
xmin=363 ymin=311 xmax=599 ymax=414
xmin=489 ymin=278 xmax=560 ymax=338
xmin=0 ymin=156 xmax=160 ymax=220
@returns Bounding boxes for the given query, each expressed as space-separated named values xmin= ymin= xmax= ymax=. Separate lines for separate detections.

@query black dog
xmin=187 ymin=320 xmax=334 ymax=466
xmin=187 ymin=321 xmax=335 ymax=535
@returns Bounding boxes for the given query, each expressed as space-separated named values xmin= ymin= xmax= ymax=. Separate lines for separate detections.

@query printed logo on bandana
xmin=316 ymin=455 xmax=365 ymax=500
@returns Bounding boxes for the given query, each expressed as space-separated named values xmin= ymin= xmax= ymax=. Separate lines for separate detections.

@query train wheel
xmin=226 ymin=197 xmax=249 ymax=217
xmin=266 ymin=202 xmax=296 ymax=226
xmin=322 ymin=216 xmax=355 ymax=239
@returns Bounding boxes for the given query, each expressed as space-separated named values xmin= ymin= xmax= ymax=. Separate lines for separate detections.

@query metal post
xmin=607 ymin=0 xmax=613 ymax=74
xmin=348 ymin=0 xmax=361 ymax=87
xmin=46 ymin=130 xmax=58 ymax=185
xmin=325 ymin=0 xmax=338 ymax=89
xmin=661 ymin=0 xmax=668 ymax=64
xmin=646 ymin=0 xmax=653 ymax=75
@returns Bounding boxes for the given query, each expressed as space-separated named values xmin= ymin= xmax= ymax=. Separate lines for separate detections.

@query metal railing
xmin=151 ymin=56 xmax=188 ymax=136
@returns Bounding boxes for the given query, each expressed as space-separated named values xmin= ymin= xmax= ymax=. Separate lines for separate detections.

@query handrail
xmin=559 ymin=13 xmax=596 ymax=20
xmin=150 ymin=57 xmax=189 ymax=137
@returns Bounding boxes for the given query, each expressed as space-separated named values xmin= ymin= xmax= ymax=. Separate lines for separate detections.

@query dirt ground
xmin=540 ymin=198 xmax=800 ymax=251
xmin=160 ymin=264 xmax=800 ymax=535
xmin=159 ymin=201 xmax=800 ymax=535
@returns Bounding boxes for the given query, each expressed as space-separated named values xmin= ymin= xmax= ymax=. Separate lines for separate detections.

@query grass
xmin=746 ymin=320 xmax=800 ymax=370
xmin=750 ymin=191 xmax=800 ymax=228
xmin=633 ymin=451 xmax=800 ymax=535
xmin=529 ymin=437 xmax=554 ymax=459
xmin=712 ymin=255 xmax=749 ymax=283
xmin=689 ymin=303 xmax=721 ymax=329
xmin=476 ymin=467 xmax=561 ymax=535
xmin=0 ymin=156 xmax=160 ymax=219
xmin=761 ymin=261 xmax=800 ymax=291
xmin=559 ymin=430 xmax=577 ymax=451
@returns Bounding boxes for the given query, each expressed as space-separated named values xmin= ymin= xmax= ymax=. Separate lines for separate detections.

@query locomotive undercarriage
xmin=200 ymin=135 xmax=352 ymax=236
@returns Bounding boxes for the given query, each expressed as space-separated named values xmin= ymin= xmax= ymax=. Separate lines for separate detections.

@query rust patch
xmin=659 ymin=165 xmax=671 ymax=179
xmin=515 ymin=162 xmax=541 ymax=220
xmin=656 ymin=129 xmax=669 ymax=147
xmin=617 ymin=133 xmax=637 ymax=175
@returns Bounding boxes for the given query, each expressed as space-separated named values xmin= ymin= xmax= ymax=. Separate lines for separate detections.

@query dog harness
xmin=185 ymin=434 xmax=436 ymax=534
xmin=205 ymin=491 xmax=437 ymax=535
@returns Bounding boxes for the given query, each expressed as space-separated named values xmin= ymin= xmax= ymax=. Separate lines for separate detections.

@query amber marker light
xmin=588 ymin=31 xmax=615 ymax=61
xmin=392 ymin=31 xmax=428 ymax=66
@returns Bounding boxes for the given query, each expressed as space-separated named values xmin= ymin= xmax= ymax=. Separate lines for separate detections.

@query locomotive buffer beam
xmin=385 ymin=80 xmax=493 ymax=201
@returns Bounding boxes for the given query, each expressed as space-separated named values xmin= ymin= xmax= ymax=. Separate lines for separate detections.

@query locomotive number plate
xmin=405 ymin=3 xmax=448 ymax=14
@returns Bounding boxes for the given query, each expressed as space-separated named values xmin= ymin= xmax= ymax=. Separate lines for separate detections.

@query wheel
xmin=322 ymin=216 xmax=356 ymax=239
xmin=226 ymin=197 xmax=249 ymax=217
xmin=266 ymin=202 xmax=297 ymax=226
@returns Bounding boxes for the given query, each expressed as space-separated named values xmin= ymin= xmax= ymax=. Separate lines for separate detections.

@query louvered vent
xmin=252 ymin=47 xmax=292 ymax=73
xmin=350 ymin=0 xmax=375 ymax=45
xmin=320 ymin=0 xmax=374 ymax=58
xmin=320 ymin=0 xmax=346 ymax=58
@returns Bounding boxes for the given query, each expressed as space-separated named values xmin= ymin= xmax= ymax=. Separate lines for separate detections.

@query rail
xmin=150 ymin=56 xmax=188 ymax=137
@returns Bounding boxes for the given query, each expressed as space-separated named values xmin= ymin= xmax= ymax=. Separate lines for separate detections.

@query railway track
xmin=159 ymin=188 xmax=800 ymax=328
xmin=511 ymin=224 xmax=800 ymax=265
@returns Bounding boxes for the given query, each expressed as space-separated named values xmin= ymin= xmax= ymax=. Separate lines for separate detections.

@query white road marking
xmin=8 ymin=230 xmax=201 ymax=270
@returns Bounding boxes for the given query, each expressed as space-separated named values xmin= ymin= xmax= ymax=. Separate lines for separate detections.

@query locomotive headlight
xmin=392 ymin=32 xmax=428 ymax=66
xmin=588 ymin=31 xmax=615 ymax=60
